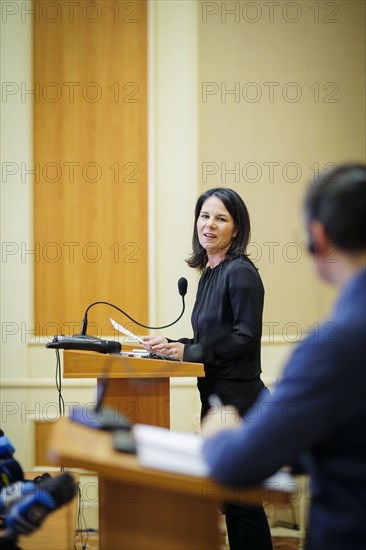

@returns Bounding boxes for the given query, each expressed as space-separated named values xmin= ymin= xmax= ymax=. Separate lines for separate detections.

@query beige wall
xmin=199 ymin=0 xmax=365 ymax=335
xmin=148 ymin=0 xmax=200 ymax=337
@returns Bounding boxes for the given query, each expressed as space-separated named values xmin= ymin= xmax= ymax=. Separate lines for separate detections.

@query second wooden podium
xmin=48 ymin=419 xmax=294 ymax=550
xmin=63 ymin=350 xmax=205 ymax=427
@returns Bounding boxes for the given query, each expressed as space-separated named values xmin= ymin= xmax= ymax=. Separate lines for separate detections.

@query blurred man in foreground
xmin=202 ymin=164 xmax=366 ymax=550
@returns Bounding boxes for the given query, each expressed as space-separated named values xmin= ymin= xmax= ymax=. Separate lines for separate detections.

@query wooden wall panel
xmin=33 ymin=0 xmax=148 ymax=337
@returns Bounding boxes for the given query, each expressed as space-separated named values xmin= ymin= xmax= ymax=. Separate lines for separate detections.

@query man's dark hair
xmin=304 ymin=164 xmax=366 ymax=252
xmin=186 ymin=187 xmax=251 ymax=271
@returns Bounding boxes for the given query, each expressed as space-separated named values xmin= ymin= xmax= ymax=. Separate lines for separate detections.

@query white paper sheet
xmin=110 ymin=317 xmax=145 ymax=345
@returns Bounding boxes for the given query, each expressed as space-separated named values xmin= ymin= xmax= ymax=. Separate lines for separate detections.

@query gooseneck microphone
xmin=80 ymin=276 xmax=188 ymax=335
xmin=46 ymin=334 xmax=122 ymax=354
xmin=178 ymin=276 xmax=188 ymax=297
xmin=45 ymin=277 xmax=188 ymax=354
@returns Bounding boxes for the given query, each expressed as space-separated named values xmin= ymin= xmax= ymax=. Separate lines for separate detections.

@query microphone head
xmin=101 ymin=340 xmax=122 ymax=354
xmin=40 ymin=472 xmax=78 ymax=507
xmin=178 ymin=277 xmax=188 ymax=297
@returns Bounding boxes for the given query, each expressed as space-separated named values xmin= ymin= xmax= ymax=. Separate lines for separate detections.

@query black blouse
xmin=180 ymin=256 xmax=264 ymax=382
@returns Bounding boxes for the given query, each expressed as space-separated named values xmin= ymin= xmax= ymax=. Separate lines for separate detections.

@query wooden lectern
xmin=63 ymin=350 xmax=205 ymax=428
xmin=48 ymin=419 xmax=293 ymax=550
xmin=63 ymin=350 xmax=206 ymax=546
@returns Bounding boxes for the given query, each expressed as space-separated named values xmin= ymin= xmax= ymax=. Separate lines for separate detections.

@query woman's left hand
xmin=152 ymin=341 xmax=185 ymax=361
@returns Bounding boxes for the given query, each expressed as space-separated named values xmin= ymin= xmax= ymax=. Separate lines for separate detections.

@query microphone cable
xmin=74 ymin=484 xmax=88 ymax=550
xmin=55 ymin=349 xmax=65 ymax=419
xmin=79 ymin=277 xmax=188 ymax=335
xmin=80 ymin=297 xmax=185 ymax=335
xmin=53 ymin=348 xmax=66 ymax=472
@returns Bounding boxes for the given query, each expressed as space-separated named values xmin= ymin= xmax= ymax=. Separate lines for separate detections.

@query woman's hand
xmin=142 ymin=337 xmax=185 ymax=361
xmin=157 ymin=342 xmax=185 ymax=361
xmin=142 ymin=335 xmax=168 ymax=350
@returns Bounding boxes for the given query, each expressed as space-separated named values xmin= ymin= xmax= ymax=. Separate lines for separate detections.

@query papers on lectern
xmin=133 ymin=424 xmax=210 ymax=477
xmin=133 ymin=424 xmax=296 ymax=492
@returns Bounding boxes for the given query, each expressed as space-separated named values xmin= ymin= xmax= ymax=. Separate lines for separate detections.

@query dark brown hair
xmin=304 ymin=164 xmax=366 ymax=252
xmin=186 ymin=188 xmax=251 ymax=271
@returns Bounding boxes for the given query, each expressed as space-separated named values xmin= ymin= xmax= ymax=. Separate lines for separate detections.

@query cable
xmin=74 ymin=485 xmax=88 ymax=550
xmin=55 ymin=349 xmax=65 ymax=418
xmin=81 ymin=297 xmax=185 ymax=334
xmin=54 ymin=349 xmax=65 ymax=472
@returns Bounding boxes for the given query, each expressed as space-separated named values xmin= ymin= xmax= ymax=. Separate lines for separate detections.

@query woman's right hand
xmin=142 ymin=335 xmax=168 ymax=351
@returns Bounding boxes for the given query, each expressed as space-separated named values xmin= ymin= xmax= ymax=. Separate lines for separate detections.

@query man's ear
xmin=308 ymin=220 xmax=329 ymax=256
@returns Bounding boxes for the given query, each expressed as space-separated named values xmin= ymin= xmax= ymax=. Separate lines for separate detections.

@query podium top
xmin=48 ymin=418 xmax=293 ymax=507
xmin=63 ymin=350 xmax=205 ymax=379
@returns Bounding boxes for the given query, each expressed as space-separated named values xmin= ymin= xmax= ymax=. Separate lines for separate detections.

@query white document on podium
xmin=133 ymin=423 xmax=296 ymax=490
xmin=133 ymin=424 xmax=210 ymax=477
xmin=110 ymin=317 xmax=145 ymax=345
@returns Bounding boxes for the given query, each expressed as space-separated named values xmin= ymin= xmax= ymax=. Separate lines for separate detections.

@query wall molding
xmin=0 ymin=378 xmax=96 ymax=388
xmin=0 ymin=375 xmax=276 ymax=389
xmin=0 ymin=376 xmax=198 ymax=388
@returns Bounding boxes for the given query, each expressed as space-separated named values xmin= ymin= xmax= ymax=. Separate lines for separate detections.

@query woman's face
xmin=197 ymin=195 xmax=237 ymax=260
